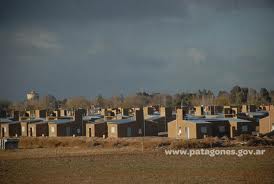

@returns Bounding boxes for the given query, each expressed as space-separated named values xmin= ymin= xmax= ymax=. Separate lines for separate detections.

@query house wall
xmin=48 ymin=124 xmax=57 ymax=137
xmin=28 ymin=124 xmax=36 ymax=137
xmin=230 ymin=121 xmax=255 ymax=137
xmin=153 ymin=117 xmax=166 ymax=133
xmin=194 ymin=106 xmax=204 ymax=116
xmin=195 ymin=123 xmax=212 ymax=139
xmin=121 ymin=108 xmax=129 ymax=116
xmin=60 ymin=109 xmax=67 ymax=117
xmin=6 ymin=123 xmax=21 ymax=137
xmin=29 ymin=123 xmax=48 ymax=137
xmin=118 ymin=122 xmax=140 ymax=137
xmin=86 ymin=122 xmax=107 ymax=137
xmin=210 ymin=121 xmax=230 ymax=138
xmin=168 ymin=120 xmax=197 ymax=139
xmin=0 ymin=124 xmax=9 ymax=137
xmin=86 ymin=124 xmax=95 ymax=137
xmin=108 ymin=121 xmax=140 ymax=138
xmin=160 ymin=107 xmax=174 ymax=124
xmin=259 ymin=116 xmax=272 ymax=134
xmin=144 ymin=120 xmax=158 ymax=136
xmin=259 ymin=108 xmax=274 ymax=134
xmin=176 ymin=109 xmax=186 ymax=120
xmin=108 ymin=124 xmax=118 ymax=138
xmin=35 ymin=110 xmax=47 ymax=118
xmin=20 ymin=122 xmax=28 ymax=136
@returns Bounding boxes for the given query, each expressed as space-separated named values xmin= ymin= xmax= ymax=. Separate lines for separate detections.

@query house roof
xmin=186 ymin=119 xmax=212 ymax=124
xmin=107 ymin=118 xmax=136 ymax=125
xmin=187 ymin=118 xmax=252 ymax=124
xmin=83 ymin=115 xmax=103 ymax=121
xmin=246 ymin=111 xmax=268 ymax=117
xmin=0 ymin=118 xmax=13 ymax=123
xmin=145 ymin=115 xmax=163 ymax=121
xmin=48 ymin=119 xmax=74 ymax=124
xmin=21 ymin=118 xmax=46 ymax=123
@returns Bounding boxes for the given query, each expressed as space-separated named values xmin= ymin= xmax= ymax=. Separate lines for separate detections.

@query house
xmin=228 ymin=118 xmax=256 ymax=138
xmin=25 ymin=110 xmax=47 ymax=119
xmin=0 ymin=119 xmax=21 ymax=137
xmin=204 ymin=105 xmax=215 ymax=115
xmin=259 ymin=107 xmax=274 ymax=134
xmin=168 ymin=118 xmax=229 ymax=139
xmin=48 ymin=119 xmax=75 ymax=137
xmin=107 ymin=109 xmax=144 ymax=138
xmin=241 ymin=105 xmax=256 ymax=113
xmin=28 ymin=120 xmax=48 ymax=137
xmin=168 ymin=108 xmax=255 ymax=139
xmin=83 ymin=115 xmax=103 ymax=136
xmin=48 ymin=109 xmax=86 ymax=137
xmin=86 ymin=119 xmax=107 ymax=138
xmin=224 ymin=106 xmax=240 ymax=118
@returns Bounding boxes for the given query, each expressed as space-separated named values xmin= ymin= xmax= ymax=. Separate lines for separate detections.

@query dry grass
xmin=18 ymin=135 xmax=274 ymax=151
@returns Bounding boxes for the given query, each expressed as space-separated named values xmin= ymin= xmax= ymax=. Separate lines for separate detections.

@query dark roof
xmin=107 ymin=118 xmax=136 ymax=125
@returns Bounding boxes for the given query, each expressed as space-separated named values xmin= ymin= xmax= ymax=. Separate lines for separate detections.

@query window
xmin=201 ymin=126 xmax=207 ymax=134
xmin=51 ymin=127 xmax=55 ymax=133
xmin=219 ymin=126 xmax=225 ymax=133
xmin=178 ymin=127 xmax=182 ymax=136
xmin=242 ymin=125 xmax=248 ymax=132
xmin=111 ymin=127 xmax=116 ymax=133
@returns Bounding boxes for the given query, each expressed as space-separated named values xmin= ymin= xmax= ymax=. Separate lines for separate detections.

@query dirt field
xmin=1 ymin=146 xmax=274 ymax=184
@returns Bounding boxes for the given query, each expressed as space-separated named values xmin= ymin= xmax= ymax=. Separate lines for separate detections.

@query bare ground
xmin=0 ymin=146 xmax=274 ymax=184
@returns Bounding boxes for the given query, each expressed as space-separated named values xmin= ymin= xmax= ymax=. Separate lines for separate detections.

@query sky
xmin=0 ymin=0 xmax=274 ymax=100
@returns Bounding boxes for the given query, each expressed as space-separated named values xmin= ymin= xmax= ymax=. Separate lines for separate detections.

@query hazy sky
xmin=1 ymin=0 xmax=274 ymax=100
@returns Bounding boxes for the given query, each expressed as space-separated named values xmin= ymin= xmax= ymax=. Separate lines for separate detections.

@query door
xmin=127 ymin=127 xmax=131 ymax=137
xmin=1 ymin=128 xmax=4 ymax=137
xmin=66 ymin=127 xmax=70 ymax=136
xmin=184 ymin=127 xmax=189 ymax=139
xmin=89 ymin=128 xmax=92 ymax=137
xmin=30 ymin=128 xmax=33 ymax=137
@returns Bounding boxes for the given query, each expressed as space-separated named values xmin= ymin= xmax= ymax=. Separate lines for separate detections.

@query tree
xmin=270 ymin=90 xmax=274 ymax=104
xmin=38 ymin=95 xmax=57 ymax=110
xmin=9 ymin=101 xmax=25 ymax=112
xmin=0 ymin=99 xmax=11 ymax=111
xmin=65 ymin=96 xmax=90 ymax=109
xmin=230 ymin=86 xmax=248 ymax=105
xmin=247 ymin=88 xmax=258 ymax=105
xmin=259 ymin=88 xmax=271 ymax=104
xmin=96 ymin=94 xmax=105 ymax=108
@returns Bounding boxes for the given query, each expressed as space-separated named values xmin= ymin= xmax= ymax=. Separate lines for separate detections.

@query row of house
xmin=0 ymin=109 xmax=86 ymax=137
xmin=1 ymin=105 xmax=273 ymax=139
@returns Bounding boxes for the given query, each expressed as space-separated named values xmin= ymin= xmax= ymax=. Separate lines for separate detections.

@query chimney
xmin=176 ymin=109 xmax=186 ymax=120
xmin=143 ymin=107 xmax=154 ymax=117
xmin=73 ymin=109 xmax=86 ymax=121
xmin=160 ymin=107 xmax=172 ymax=119
xmin=135 ymin=109 xmax=144 ymax=130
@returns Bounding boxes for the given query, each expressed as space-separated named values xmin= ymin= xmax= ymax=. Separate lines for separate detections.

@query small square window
xmin=219 ymin=126 xmax=225 ymax=133
xmin=201 ymin=126 xmax=207 ymax=134
xmin=242 ymin=125 xmax=248 ymax=132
